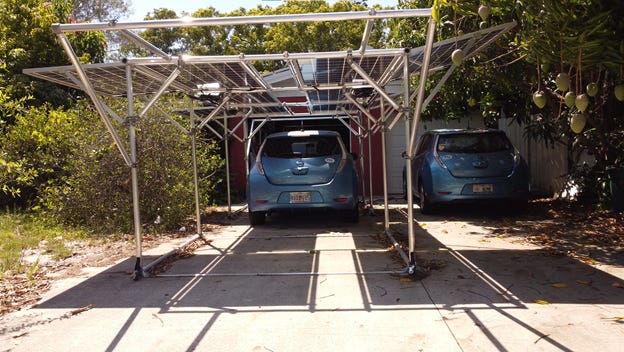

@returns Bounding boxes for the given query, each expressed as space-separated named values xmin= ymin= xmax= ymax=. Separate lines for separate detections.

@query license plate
xmin=473 ymin=184 xmax=493 ymax=193
xmin=290 ymin=192 xmax=311 ymax=203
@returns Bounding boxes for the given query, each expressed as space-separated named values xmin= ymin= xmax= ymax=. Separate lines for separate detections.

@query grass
xmin=0 ymin=212 xmax=88 ymax=277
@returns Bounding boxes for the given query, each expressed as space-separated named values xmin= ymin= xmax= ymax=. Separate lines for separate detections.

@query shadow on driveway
xmin=25 ymin=207 xmax=624 ymax=352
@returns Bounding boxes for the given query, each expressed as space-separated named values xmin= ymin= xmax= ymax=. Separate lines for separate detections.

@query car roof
xmin=267 ymin=130 xmax=340 ymax=138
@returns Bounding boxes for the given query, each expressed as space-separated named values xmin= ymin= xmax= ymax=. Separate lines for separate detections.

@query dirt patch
xmin=0 ymin=234 xmax=173 ymax=316
xmin=0 ymin=208 xmax=238 ymax=317
xmin=494 ymin=199 xmax=624 ymax=265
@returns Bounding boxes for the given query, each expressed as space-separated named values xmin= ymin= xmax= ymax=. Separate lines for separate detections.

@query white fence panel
xmin=499 ymin=118 xmax=568 ymax=197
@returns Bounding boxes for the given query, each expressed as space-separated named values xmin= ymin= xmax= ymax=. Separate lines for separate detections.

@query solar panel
xmin=24 ymin=19 xmax=515 ymax=119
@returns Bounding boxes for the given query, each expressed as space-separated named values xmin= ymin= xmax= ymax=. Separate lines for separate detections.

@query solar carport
xmin=24 ymin=7 xmax=515 ymax=280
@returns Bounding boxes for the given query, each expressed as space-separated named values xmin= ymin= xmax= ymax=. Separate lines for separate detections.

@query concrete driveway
xmin=1 ymin=204 xmax=623 ymax=351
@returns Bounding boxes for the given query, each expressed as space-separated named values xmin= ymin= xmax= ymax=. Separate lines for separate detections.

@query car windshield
xmin=436 ymin=133 xmax=512 ymax=153
xmin=262 ymin=135 xmax=342 ymax=158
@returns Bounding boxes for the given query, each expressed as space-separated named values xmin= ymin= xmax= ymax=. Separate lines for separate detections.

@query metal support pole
xmin=408 ymin=18 xmax=437 ymax=154
xmin=139 ymin=67 xmax=182 ymax=118
xmin=345 ymin=93 xmax=379 ymax=124
xmin=406 ymin=17 xmax=436 ymax=278
xmin=337 ymin=115 xmax=361 ymax=137
xmin=54 ymin=32 xmax=132 ymax=166
xmin=126 ymin=65 xmax=144 ymax=280
xmin=243 ymin=111 xmax=251 ymax=178
xmin=403 ymin=52 xmax=416 ymax=275
xmin=224 ymin=115 xmax=232 ymax=215
xmin=348 ymin=60 xmax=401 ymax=111
xmin=197 ymin=96 xmax=231 ymax=130
xmin=366 ymin=113 xmax=374 ymax=215
xmin=56 ymin=9 xmax=432 ymax=33
xmin=380 ymin=100 xmax=390 ymax=232
xmin=358 ymin=18 xmax=374 ymax=53
xmin=190 ymin=102 xmax=203 ymax=237
xmin=119 ymin=29 xmax=172 ymax=60
xmin=357 ymin=113 xmax=366 ymax=201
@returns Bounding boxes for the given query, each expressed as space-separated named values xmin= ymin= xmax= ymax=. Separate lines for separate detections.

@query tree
xmin=129 ymin=8 xmax=186 ymax=55
xmin=70 ymin=0 xmax=131 ymax=22
xmin=423 ymin=0 xmax=624 ymax=203
xmin=0 ymin=103 xmax=76 ymax=208
xmin=0 ymin=0 xmax=225 ymax=231
xmin=0 ymin=0 xmax=107 ymax=110
xmin=41 ymin=98 xmax=225 ymax=233
xmin=183 ymin=7 xmax=230 ymax=56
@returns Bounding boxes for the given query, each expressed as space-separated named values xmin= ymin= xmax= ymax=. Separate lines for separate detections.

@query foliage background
xmin=1 ymin=0 xmax=624 ymax=237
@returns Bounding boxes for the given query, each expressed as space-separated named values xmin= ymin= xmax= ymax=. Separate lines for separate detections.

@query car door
xmin=410 ymin=133 xmax=434 ymax=197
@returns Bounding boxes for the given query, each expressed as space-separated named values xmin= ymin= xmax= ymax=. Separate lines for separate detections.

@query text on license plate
xmin=473 ymin=184 xmax=493 ymax=193
xmin=290 ymin=192 xmax=311 ymax=203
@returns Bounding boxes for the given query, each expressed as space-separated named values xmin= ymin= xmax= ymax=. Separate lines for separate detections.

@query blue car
xmin=247 ymin=130 xmax=359 ymax=225
xmin=404 ymin=129 xmax=530 ymax=214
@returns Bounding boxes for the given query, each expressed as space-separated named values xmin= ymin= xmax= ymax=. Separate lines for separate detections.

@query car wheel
xmin=512 ymin=198 xmax=529 ymax=213
xmin=249 ymin=211 xmax=266 ymax=226
xmin=343 ymin=205 xmax=359 ymax=223
xmin=418 ymin=182 xmax=434 ymax=215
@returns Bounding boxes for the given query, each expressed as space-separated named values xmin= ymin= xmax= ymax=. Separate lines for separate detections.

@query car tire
xmin=344 ymin=205 xmax=359 ymax=223
xmin=512 ymin=198 xmax=529 ymax=213
xmin=249 ymin=211 xmax=266 ymax=226
xmin=418 ymin=182 xmax=434 ymax=215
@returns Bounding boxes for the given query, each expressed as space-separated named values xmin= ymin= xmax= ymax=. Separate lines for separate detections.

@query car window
xmin=436 ymin=133 xmax=512 ymax=153
xmin=415 ymin=134 xmax=432 ymax=155
xmin=262 ymin=136 xmax=342 ymax=158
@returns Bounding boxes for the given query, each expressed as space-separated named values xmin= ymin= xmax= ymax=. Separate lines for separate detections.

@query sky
xmin=128 ymin=0 xmax=401 ymax=21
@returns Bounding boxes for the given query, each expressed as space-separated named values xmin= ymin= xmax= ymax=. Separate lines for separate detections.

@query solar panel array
xmin=24 ymin=22 xmax=515 ymax=119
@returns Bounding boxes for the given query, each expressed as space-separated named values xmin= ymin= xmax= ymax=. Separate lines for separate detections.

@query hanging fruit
xmin=575 ymin=93 xmax=589 ymax=112
xmin=586 ymin=82 xmax=599 ymax=97
xmin=478 ymin=5 xmax=490 ymax=21
xmin=614 ymin=84 xmax=624 ymax=102
xmin=555 ymin=73 xmax=570 ymax=92
xmin=570 ymin=113 xmax=586 ymax=134
xmin=564 ymin=91 xmax=575 ymax=108
xmin=451 ymin=48 xmax=464 ymax=66
xmin=532 ymin=91 xmax=547 ymax=109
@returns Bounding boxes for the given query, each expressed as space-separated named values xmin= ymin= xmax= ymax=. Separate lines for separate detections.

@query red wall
xmin=349 ymin=118 xmax=385 ymax=196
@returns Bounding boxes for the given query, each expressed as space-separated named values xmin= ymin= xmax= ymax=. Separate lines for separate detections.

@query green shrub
xmin=41 ymin=100 xmax=225 ymax=233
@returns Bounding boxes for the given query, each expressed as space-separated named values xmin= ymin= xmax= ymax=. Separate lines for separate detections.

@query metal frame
xmin=24 ymin=8 xmax=516 ymax=280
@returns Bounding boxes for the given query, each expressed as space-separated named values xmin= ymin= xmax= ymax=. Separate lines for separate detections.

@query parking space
xmin=2 ymin=205 xmax=623 ymax=351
